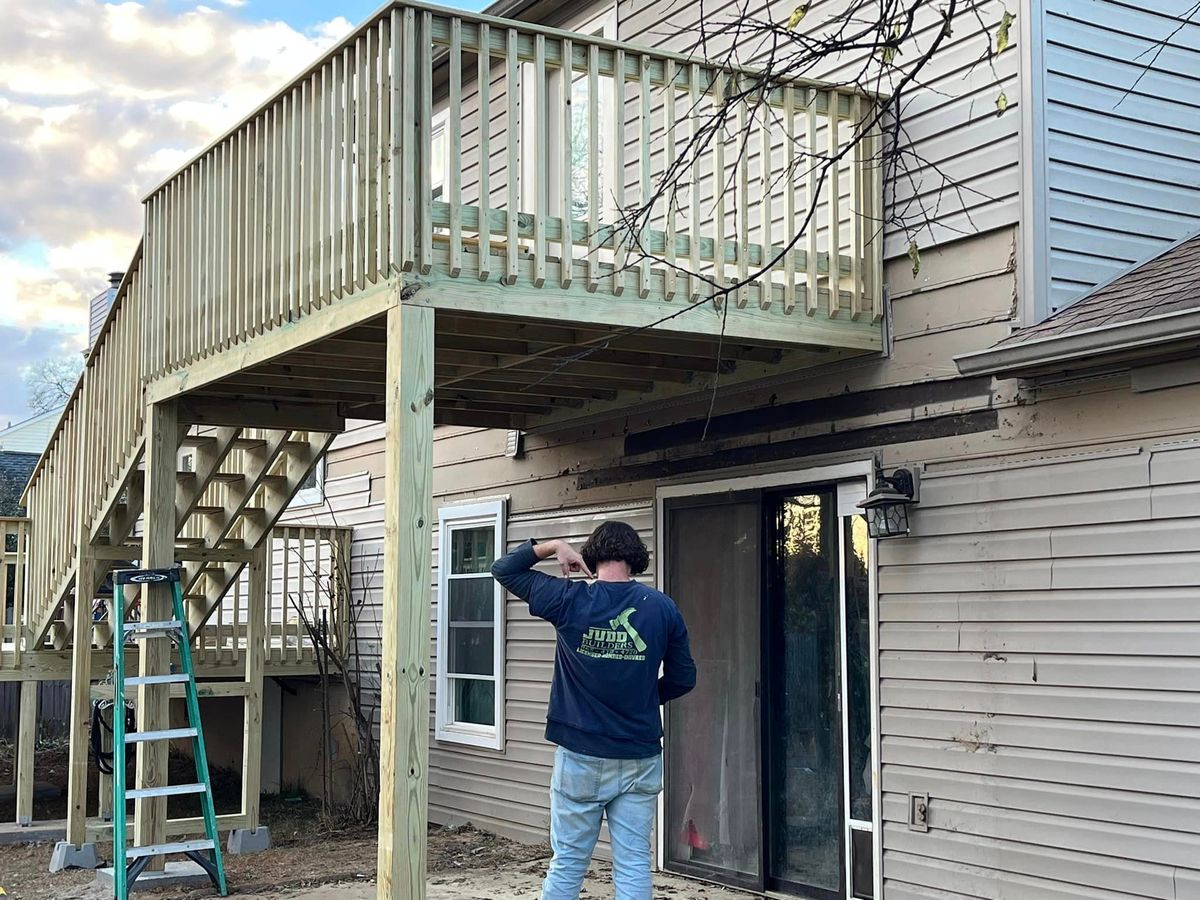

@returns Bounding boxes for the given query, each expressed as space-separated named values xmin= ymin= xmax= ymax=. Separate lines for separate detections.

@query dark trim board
xmin=579 ymin=409 xmax=1000 ymax=489
xmin=623 ymin=377 xmax=994 ymax=455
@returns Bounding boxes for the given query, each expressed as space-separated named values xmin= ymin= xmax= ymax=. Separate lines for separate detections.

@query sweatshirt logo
xmin=578 ymin=606 xmax=647 ymax=661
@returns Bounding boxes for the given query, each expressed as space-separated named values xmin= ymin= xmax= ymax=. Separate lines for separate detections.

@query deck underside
xmin=172 ymin=291 xmax=875 ymax=433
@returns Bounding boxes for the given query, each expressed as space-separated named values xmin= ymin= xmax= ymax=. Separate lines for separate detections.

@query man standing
xmin=491 ymin=522 xmax=697 ymax=900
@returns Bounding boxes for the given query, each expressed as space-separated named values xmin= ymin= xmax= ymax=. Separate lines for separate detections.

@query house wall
xmin=290 ymin=213 xmax=1200 ymax=896
xmin=612 ymin=0 xmax=1023 ymax=259
xmin=1034 ymin=0 xmax=1200 ymax=316
xmin=287 ymin=223 xmax=1016 ymax=849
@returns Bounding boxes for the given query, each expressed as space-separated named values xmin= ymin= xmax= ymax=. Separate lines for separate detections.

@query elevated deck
xmin=131 ymin=0 xmax=882 ymax=430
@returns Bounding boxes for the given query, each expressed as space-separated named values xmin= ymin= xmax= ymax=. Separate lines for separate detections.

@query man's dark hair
xmin=581 ymin=521 xmax=650 ymax=575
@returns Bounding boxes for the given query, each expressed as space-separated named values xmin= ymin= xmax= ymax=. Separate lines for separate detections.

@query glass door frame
xmin=655 ymin=461 xmax=883 ymax=900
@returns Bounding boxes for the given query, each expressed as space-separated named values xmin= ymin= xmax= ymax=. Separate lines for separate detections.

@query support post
xmin=376 ymin=302 xmax=435 ymax=900
xmin=135 ymin=398 xmax=180 ymax=871
xmin=15 ymin=680 xmax=37 ymax=826
xmin=228 ymin=542 xmax=270 ymax=855
xmin=58 ymin=370 xmax=101 ymax=868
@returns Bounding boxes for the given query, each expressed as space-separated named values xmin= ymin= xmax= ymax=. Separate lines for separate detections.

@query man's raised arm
xmin=491 ymin=539 xmax=593 ymax=625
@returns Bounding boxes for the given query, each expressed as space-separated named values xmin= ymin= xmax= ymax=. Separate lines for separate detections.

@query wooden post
xmin=376 ymin=301 xmax=434 ymax=900
xmin=135 ymin=399 xmax=179 ymax=870
xmin=66 ymin=377 xmax=98 ymax=847
xmin=15 ymin=680 xmax=37 ymax=826
xmin=242 ymin=543 xmax=267 ymax=829
xmin=64 ymin=584 xmax=96 ymax=845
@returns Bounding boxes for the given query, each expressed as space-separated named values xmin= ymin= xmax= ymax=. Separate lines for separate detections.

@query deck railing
xmin=22 ymin=248 xmax=149 ymax=639
xmin=194 ymin=524 xmax=352 ymax=667
xmin=1 ymin=518 xmax=29 ymax=671
xmin=141 ymin=0 xmax=883 ymax=377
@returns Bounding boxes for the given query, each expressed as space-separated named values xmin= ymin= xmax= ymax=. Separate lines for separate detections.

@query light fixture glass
xmin=858 ymin=466 xmax=917 ymax=539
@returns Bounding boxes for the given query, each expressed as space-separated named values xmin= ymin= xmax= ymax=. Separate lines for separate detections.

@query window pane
xmin=448 ymin=577 xmax=494 ymax=622
xmin=770 ymin=492 xmax=840 ymax=892
xmin=845 ymin=515 xmax=873 ymax=823
xmin=448 ymin=624 xmax=494 ymax=676
xmin=450 ymin=526 xmax=494 ymax=574
xmin=453 ymin=678 xmax=495 ymax=727
xmin=850 ymin=827 xmax=874 ymax=899
xmin=665 ymin=499 xmax=761 ymax=881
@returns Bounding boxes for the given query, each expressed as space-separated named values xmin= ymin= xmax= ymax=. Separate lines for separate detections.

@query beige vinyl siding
xmin=877 ymin=441 xmax=1200 ymax=898
xmin=613 ymin=0 xmax=1022 ymax=258
xmin=288 ymin=419 xmax=656 ymax=844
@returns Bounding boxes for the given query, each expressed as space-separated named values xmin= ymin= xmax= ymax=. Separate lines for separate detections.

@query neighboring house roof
xmin=0 ymin=451 xmax=39 ymax=516
xmin=958 ymin=230 xmax=1200 ymax=378
xmin=0 ymin=408 xmax=64 ymax=455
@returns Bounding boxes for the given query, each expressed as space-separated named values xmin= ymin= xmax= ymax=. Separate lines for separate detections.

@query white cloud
xmin=0 ymin=0 xmax=352 ymax=338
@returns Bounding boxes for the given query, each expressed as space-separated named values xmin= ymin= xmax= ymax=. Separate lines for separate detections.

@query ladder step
xmin=125 ymin=674 xmax=190 ymax=687
xmin=126 ymin=727 xmax=198 ymax=744
xmin=126 ymin=839 xmax=214 ymax=859
xmin=127 ymin=783 xmax=208 ymax=800
xmin=125 ymin=620 xmax=183 ymax=632
xmin=123 ymin=621 xmax=184 ymax=640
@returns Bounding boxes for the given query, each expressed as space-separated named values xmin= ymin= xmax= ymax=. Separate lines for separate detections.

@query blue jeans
xmin=542 ymin=746 xmax=663 ymax=900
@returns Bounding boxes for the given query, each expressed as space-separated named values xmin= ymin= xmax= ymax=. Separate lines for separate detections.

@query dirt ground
xmin=0 ymin=742 xmax=750 ymax=900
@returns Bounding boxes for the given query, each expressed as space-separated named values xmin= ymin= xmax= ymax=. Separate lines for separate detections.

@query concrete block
xmin=49 ymin=841 xmax=99 ymax=872
xmin=96 ymin=861 xmax=210 ymax=892
xmin=227 ymin=825 xmax=272 ymax=854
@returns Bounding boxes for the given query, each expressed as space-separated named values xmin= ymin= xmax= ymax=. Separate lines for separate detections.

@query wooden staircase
xmin=42 ymin=425 xmax=333 ymax=650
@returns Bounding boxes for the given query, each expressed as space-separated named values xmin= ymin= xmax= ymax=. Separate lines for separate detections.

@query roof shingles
xmin=998 ymin=232 xmax=1200 ymax=347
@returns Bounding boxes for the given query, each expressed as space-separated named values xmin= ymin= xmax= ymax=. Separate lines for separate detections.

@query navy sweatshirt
xmin=491 ymin=540 xmax=697 ymax=759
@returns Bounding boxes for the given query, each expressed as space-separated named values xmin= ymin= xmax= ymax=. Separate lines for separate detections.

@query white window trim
xmin=291 ymin=457 xmax=326 ymax=508
xmin=435 ymin=498 xmax=507 ymax=750
xmin=520 ymin=7 xmax=618 ymax=222
xmin=431 ymin=107 xmax=450 ymax=201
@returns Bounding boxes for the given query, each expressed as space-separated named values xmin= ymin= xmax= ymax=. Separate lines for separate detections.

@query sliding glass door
xmin=663 ymin=480 xmax=876 ymax=899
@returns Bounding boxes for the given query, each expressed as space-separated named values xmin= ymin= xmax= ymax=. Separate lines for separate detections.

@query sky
xmin=0 ymin=0 xmax=491 ymax=429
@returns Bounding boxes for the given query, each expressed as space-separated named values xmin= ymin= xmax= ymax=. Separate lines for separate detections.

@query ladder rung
xmin=124 ymin=620 xmax=183 ymax=633
xmin=127 ymin=783 xmax=208 ymax=800
xmin=125 ymin=674 xmax=190 ymax=687
xmin=126 ymin=839 xmax=214 ymax=859
xmin=126 ymin=727 xmax=197 ymax=744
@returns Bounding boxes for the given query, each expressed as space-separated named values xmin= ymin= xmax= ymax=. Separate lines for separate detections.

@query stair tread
xmin=126 ymin=839 xmax=214 ymax=859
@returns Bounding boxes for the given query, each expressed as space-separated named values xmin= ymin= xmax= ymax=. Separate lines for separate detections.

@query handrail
xmin=138 ymin=0 xmax=883 ymax=381
xmin=141 ymin=0 xmax=868 ymax=203
xmin=22 ymin=246 xmax=148 ymax=640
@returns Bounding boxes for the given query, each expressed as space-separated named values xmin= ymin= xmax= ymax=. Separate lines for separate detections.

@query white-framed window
xmin=435 ymin=498 xmax=507 ymax=749
xmin=431 ymin=108 xmax=449 ymax=201
xmin=520 ymin=7 xmax=618 ymax=223
xmin=292 ymin=458 xmax=326 ymax=508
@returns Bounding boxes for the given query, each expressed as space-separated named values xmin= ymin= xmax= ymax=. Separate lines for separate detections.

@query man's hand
xmin=534 ymin=539 xmax=594 ymax=578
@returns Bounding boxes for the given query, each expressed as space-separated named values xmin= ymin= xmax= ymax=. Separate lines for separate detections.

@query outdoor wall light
xmin=859 ymin=463 xmax=919 ymax=539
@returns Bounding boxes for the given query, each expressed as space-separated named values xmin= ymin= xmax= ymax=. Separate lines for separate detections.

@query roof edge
xmin=955 ymin=307 xmax=1200 ymax=378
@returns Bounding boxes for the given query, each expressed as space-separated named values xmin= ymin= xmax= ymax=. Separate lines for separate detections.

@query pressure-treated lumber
xmin=241 ymin=544 xmax=267 ymax=830
xmin=376 ymin=302 xmax=435 ymax=900
xmin=134 ymin=399 xmax=180 ymax=870
xmin=15 ymin=680 xmax=37 ymax=826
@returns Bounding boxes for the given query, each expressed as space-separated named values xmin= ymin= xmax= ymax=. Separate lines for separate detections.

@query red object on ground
xmin=684 ymin=819 xmax=710 ymax=851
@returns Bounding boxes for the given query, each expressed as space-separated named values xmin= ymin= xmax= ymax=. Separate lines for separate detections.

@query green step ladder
xmin=111 ymin=567 xmax=228 ymax=899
